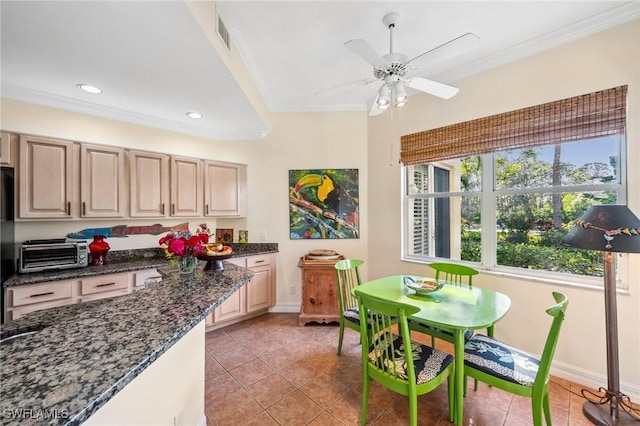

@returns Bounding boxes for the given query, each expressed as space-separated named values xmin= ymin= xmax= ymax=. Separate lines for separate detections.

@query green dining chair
xmin=463 ymin=292 xmax=569 ymax=426
xmin=408 ymin=262 xmax=482 ymax=347
xmin=335 ymin=258 xmax=365 ymax=355
xmin=353 ymin=290 xmax=455 ymax=426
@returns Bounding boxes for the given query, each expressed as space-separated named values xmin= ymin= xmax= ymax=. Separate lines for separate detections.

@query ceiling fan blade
xmin=407 ymin=32 xmax=480 ymax=69
xmin=368 ymin=93 xmax=384 ymax=116
xmin=344 ymin=39 xmax=387 ymax=68
xmin=405 ymin=77 xmax=459 ymax=99
xmin=314 ymin=78 xmax=378 ymax=97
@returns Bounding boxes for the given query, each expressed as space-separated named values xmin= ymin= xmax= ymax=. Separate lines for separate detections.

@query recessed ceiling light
xmin=77 ymin=84 xmax=102 ymax=94
xmin=186 ymin=112 xmax=203 ymax=119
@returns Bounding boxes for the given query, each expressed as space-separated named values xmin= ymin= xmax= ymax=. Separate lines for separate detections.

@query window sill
xmin=401 ymin=257 xmax=631 ymax=294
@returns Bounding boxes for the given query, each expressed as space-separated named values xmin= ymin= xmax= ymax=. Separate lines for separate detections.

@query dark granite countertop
xmin=4 ymin=243 xmax=278 ymax=288
xmin=0 ymin=263 xmax=254 ymax=425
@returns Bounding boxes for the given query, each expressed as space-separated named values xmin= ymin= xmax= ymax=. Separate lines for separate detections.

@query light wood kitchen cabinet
xmin=19 ymin=135 xmax=77 ymax=219
xmin=170 ymin=155 xmax=202 ymax=217
xmin=1 ymin=131 xmax=17 ymax=167
xmin=5 ymin=280 xmax=75 ymax=321
xmin=246 ymin=254 xmax=273 ymax=313
xmin=208 ymin=253 xmax=276 ymax=330
xmin=129 ymin=150 xmax=170 ymax=217
xmin=212 ymin=285 xmax=246 ymax=323
xmin=3 ymin=269 xmax=160 ymax=322
xmin=297 ymin=256 xmax=342 ymax=326
xmin=210 ymin=257 xmax=247 ymax=325
xmin=204 ymin=160 xmax=247 ymax=217
xmin=78 ymin=273 xmax=130 ymax=302
xmin=80 ymin=144 xmax=126 ymax=218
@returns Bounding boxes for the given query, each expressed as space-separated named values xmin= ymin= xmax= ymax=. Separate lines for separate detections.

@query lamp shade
xmin=561 ymin=205 xmax=640 ymax=253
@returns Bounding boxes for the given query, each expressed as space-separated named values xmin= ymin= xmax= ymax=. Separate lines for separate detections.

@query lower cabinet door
xmin=213 ymin=285 xmax=246 ymax=323
xmin=247 ymin=265 xmax=271 ymax=313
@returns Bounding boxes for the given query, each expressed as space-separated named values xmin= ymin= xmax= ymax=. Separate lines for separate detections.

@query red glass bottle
xmin=89 ymin=235 xmax=110 ymax=266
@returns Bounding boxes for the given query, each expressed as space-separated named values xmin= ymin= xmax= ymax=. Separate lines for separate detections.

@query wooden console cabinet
xmin=297 ymin=256 xmax=343 ymax=326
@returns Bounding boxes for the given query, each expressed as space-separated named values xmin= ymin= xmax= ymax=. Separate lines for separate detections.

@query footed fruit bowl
xmin=198 ymin=244 xmax=233 ymax=271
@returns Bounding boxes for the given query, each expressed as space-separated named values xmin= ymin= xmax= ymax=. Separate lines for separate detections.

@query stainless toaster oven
xmin=19 ymin=239 xmax=89 ymax=273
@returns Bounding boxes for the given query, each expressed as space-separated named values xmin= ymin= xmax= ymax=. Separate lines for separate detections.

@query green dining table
xmin=355 ymin=275 xmax=511 ymax=425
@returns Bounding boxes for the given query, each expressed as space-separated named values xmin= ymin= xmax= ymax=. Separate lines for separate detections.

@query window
xmin=401 ymin=86 xmax=627 ymax=281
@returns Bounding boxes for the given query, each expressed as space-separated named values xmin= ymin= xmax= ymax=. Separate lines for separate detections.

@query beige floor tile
xmin=266 ymin=390 xmax=324 ymax=425
xmin=277 ymin=359 xmax=323 ymax=388
xmin=245 ymin=372 xmax=296 ymax=409
xmin=228 ymin=358 xmax=275 ymax=388
xmin=299 ymin=372 xmax=352 ymax=408
xmin=214 ymin=346 xmax=257 ymax=371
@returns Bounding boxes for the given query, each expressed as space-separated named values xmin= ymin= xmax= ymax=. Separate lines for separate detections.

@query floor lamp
xmin=561 ymin=205 xmax=640 ymax=426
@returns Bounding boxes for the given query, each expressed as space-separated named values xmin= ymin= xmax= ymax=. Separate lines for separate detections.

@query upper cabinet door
xmin=204 ymin=161 xmax=247 ymax=217
xmin=81 ymin=144 xmax=126 ymax=218
xmin=19 ymin=135 xmax=76 ymax=219
xmin=170 ymin=156 xmax=202 ymax=217
xmin=129 ymin=150 xmax=169 ymax=217
xmin=1 ymin=132 xmax=17 ymax=167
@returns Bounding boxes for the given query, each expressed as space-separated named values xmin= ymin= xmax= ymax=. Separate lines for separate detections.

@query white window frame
xmin=401 ymin=135 xmax=630 ymax=289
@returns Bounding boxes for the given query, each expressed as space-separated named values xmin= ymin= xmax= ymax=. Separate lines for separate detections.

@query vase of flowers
xmin=159 ymin=226 xmax=210 ymax=275
xmin=176 ymin=254 xmax=198 ymax=275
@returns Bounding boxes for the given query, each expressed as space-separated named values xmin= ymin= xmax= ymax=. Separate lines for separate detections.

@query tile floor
xmin=204 ymin=313 xmax=601 ymax=425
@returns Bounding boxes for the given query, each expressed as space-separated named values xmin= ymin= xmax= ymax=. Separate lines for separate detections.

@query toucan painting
xmin=289 ymin=169 xmax=359 ymax=239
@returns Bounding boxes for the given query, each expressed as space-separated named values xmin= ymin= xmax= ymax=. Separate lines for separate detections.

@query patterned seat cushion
xmin=343 ymin=307 xmax=361 ymax=325
xmin=368 ymin=334 xmax=453 ymax=385
xmin=408 ymin=319 xmax=474 ymax=341
xmin=464 ymin=334 xmax=539 ymax=387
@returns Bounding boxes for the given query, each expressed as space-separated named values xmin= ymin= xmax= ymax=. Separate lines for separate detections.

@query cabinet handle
xmin=67 ymin=202 xmax=71 ymax=215
xmin=96 ymin=282 xmax=115 ymax=288
xmin=205 ymin=204 xmax=209 ymax=215
xmin=161 ymin=203 xmax=165 ymax=215
xmin=30 ymin=292 xmax=55 ymax=298
xmin=82 ymin=202 xmax=86 ymax=216
xmin=172 ymin=204 xmax=175 ymax=215
xmin=254 ymin=260 xmax=265 ymax=264
xmin=309 ymin=297 xmax=315 ymax=304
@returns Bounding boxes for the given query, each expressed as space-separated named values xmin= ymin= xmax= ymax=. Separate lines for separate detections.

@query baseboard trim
xmin=269 ymin=303 xmax=300 ymax=313
xmin=551 ymin=359 xmax=640 ymax=400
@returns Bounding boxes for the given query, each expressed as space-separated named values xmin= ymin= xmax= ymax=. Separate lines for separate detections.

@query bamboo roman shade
xmin=400 ymin=85 xmax=627 ymax=165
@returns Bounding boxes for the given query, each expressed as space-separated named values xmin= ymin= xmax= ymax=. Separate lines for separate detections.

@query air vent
xmin=217 ymin=13 xmax=231 ymax=51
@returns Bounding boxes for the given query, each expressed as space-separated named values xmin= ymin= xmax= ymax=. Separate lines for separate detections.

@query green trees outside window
xmin=405 ymin=136 xmax=621 ymax=278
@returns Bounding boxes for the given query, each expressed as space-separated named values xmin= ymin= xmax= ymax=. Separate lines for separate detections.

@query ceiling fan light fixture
xmin=392 ymin=81 xmax=407 ymax=107
xmin=377 ymin=85 xmax=391 ymax=108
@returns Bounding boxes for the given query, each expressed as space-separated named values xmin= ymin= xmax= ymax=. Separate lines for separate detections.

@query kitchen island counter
xmin=0 ymin=264 xmax=253 ymax=425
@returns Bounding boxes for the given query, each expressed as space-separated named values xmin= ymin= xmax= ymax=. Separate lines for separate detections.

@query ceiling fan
xmin=340 ymin=12 xmax=480 ymax=115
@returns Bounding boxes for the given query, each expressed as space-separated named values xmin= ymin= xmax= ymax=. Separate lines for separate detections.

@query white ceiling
xmin=2 ymin=1 xmax=639 ymax=140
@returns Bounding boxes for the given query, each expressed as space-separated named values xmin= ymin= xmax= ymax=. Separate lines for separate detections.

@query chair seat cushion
xmin=368 ymin=334 xmax=453 ymax=385
xmin=464 ymin=334 xmax=539 ymax=387
xmin=408 ymin=319 xmax=474 ymax=341
xmin=343 ymin=307 xmax=361 ymax=323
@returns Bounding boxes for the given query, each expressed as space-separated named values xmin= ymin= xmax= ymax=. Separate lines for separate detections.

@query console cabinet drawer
xmin=11 ymin=281 xmax=74 ymax=307
xmin=80 ymin=273 xmax=129 ymax=295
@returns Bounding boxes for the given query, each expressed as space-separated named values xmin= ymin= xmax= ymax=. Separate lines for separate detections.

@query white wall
xmin=368 ymin=19 xmax=640 ymax=397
